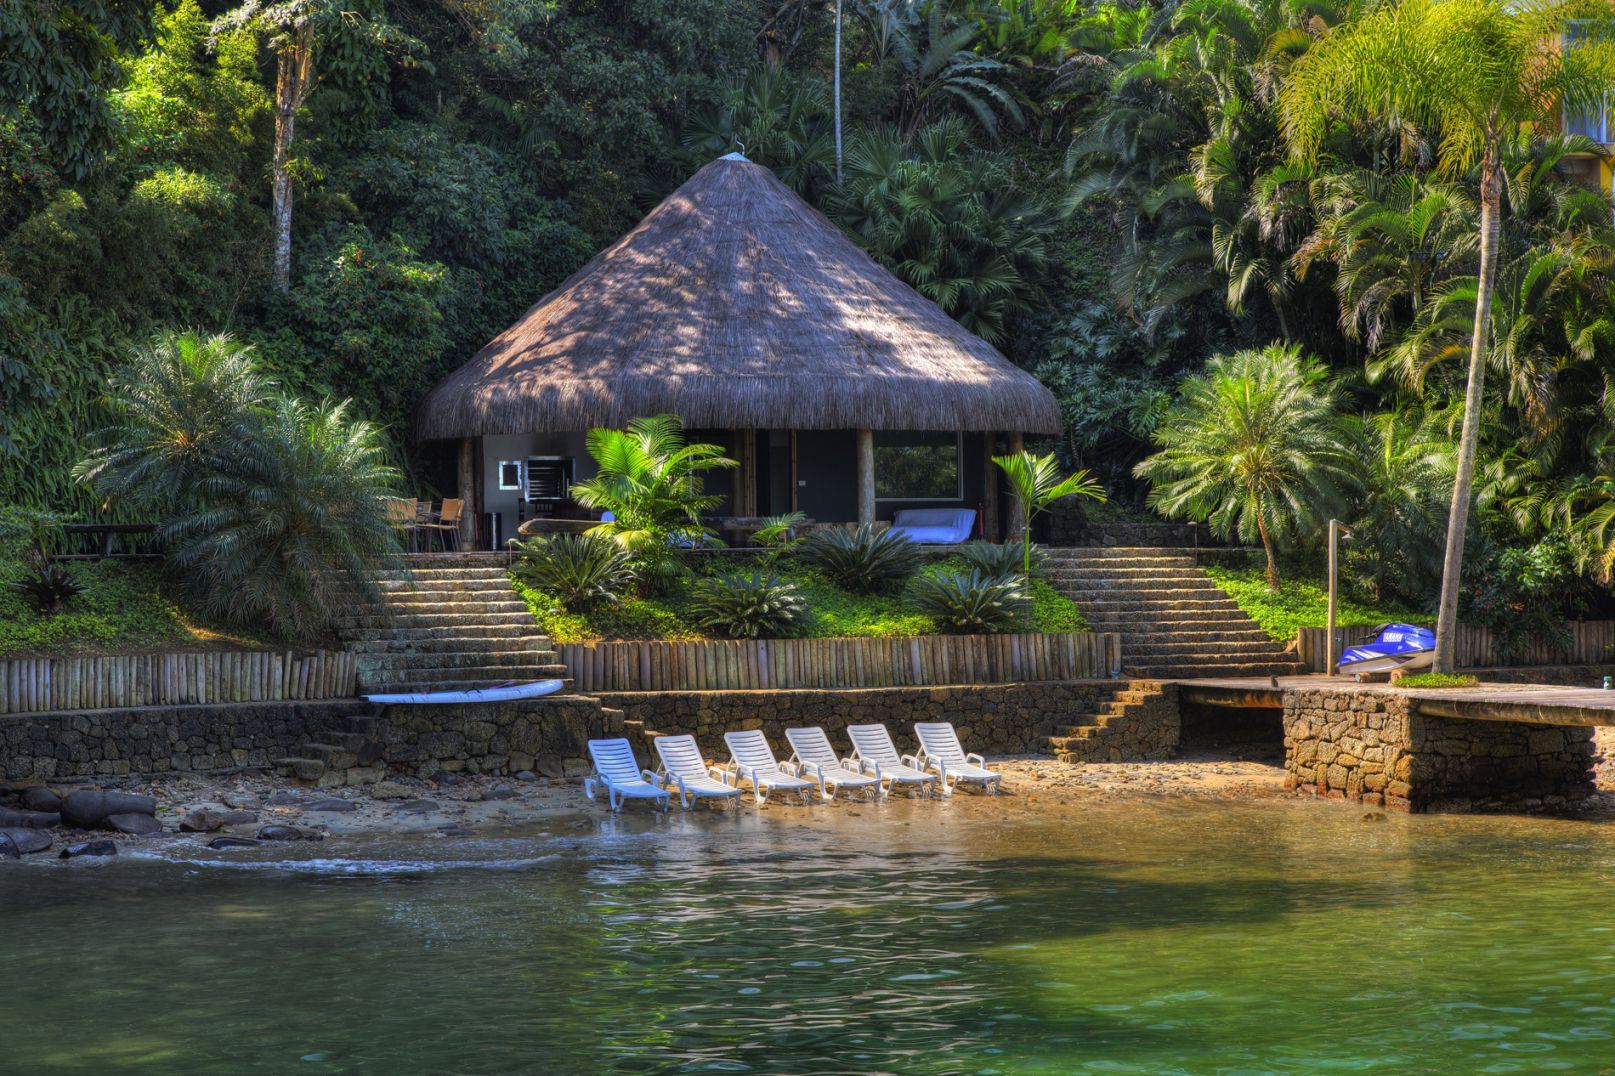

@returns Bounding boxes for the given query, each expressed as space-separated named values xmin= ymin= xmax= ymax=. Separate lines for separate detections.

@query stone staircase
xmin=275 ymin=710 xmax=388 ymax=787
xmin=1044 ymin=680 xmax=1180 ymax=763
xmin=333 ymin=560 xmax=571 ymax=694
xmin=1045 ymin=548 xmax=1305 ymax=679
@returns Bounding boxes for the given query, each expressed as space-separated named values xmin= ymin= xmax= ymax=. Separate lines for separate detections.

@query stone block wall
xmin=597 ymin=681 xmax=1115 ymax=757
xmin=0 ymin=701 xmax=372 ymax=781
xmin=1282 ymin=688 xmax=1597 ymax=812
xmin=377 ymin=697 xmax=623 ymax=779
xmin=1044 ymin=508 xmax=1204 ymax=549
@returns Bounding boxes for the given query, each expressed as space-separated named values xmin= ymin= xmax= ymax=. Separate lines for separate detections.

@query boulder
xmin=21 ymin=787 xmax=61 ymax=813
xmin=0 ymin=808 xmax=59 ymax=829
xmin=0 ymin=833 xmax=18 ymax=860
xmin=106 ymin=813 xmax=163 ymax=836
xmin=222 ymin=792 xmax=261 ymax=810
xmin=264 ymin=790 xmax=304 ymax=807
xmin=0 ymin=829 xmax=52 ymax=855
xmin=207 ymin=836 xmax=261 ymax=850
xmin=59 ymin=840 xmax=118 ymax=859
xmin=180 ymin=807 xmax=259 ymax=833
xmin=514 ymin=771 xmax=538 ymax=782
xmin=60 ymin=790 xmax=157 ymax=830
xmin=482 ymin=785 xmax=517 ymax=801
xmin=392 ymin=800 xmax=438 ymax=815
xmin=371 ymin=781 xmax=410 ymax=800
xmin=256 ymin=825 xmax=304 ymax=841
xmin=304 ymin=798 xmax=357 ymax=813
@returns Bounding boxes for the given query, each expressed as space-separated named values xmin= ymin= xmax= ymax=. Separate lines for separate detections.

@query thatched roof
xmin=416 ymin=153 xmax=1063 ymax=439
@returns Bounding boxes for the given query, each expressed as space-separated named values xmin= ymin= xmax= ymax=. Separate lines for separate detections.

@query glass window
xmin=497 ymin=460 xmax=523 ymax=491
xmin=874 ymin=432 xmax=960 ymax=500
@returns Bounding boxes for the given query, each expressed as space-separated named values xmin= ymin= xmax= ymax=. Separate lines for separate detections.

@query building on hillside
xmin=415 ymin=152 xmax=1063 ymax=547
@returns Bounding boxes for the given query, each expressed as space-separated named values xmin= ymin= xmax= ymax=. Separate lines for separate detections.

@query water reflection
xmin=3 ymin=797 xmax=1615 ymax=1071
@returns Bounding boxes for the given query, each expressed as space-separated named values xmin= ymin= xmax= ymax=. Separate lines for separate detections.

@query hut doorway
xmin=758 ymin=430 xmax=796 ymax=516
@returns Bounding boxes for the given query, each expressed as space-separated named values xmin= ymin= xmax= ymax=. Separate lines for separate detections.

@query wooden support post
xmin=982 ymin=432 xmax=1000 ymax=542
xmin=457 ymin=437 xmax=478 ymax=549
xmin=731 ymin=429 xmax=758 ymax=517
xmin=856 ymin=428 xmax=875 ymax=527
xmin=1005 ymin=430 xmax=1026 ymax=539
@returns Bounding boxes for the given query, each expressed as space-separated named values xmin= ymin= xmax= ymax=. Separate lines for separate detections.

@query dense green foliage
xmin=77 ymin=333 xmax=404 ymax=640
xmin=513 ymin=552 xmax=1085 ymax=641
xmin=1204 ymin=563 xmax=1430 ymax=643
xmin=690 ymin=569 xmax=807 ymax=638
xmin=799 ymin=523 xmax=921 ymax=595
xmin=510 ymin=532 xmax=637 ymax=611
xmin=9 ymin=0 xmax=1615 ymax=639
xmin=1395 ymin=672 xmax=1479 ymax=688
xmin=908 ymin=568 xmax=1030 ymax=633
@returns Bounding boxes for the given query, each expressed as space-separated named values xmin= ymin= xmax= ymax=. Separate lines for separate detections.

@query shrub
xmin=77 ymin=333 xmax=404 ymax=641
xmin=799 ymin=524 xmax=919 ymax=595
xmin=511 ymin=533 xmax=635 ymax=611
xmin=909 ymin=570 xmax=1030 ymax=634
xmin=690 ymin=570 xmax=804 ymax=639
xmin=957 ymin=540 xmax=1043 ymax=578
xmin=1394 ymin=672 xmax=1478 ymax=689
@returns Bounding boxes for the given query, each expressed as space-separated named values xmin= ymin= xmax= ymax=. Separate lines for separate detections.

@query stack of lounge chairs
xmin=583 ymin=721 xmax=1002 ymax=812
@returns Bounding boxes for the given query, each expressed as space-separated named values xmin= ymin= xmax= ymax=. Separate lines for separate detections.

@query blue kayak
xmin=1337 ymin=623 xmax=1436 ymax=675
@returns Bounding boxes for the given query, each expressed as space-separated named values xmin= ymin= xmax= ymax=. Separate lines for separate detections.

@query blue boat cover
xmin=1338 ymin=623 xmax=1436 ymax=669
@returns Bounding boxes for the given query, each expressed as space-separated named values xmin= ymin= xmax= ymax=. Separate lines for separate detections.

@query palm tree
xmin=571 ymin=415 xmax=736 ymax=577
xmin=1345 ymin=408 xmax=1453 ymax=601
xmin=992 ymin=450 xmax=1106 ymax=573
xmin=1280 ymin=0 xmax=1615 ymax=670
xmin=1135 ymin=343 xmax=1353 ymax=588
xmin=163 ymin=396 xmax=404 ymax=640
xmin=878 ymin=0 xmax=1024 ymax=139
xmin=75 ymin=331 xmax=269 ymax=509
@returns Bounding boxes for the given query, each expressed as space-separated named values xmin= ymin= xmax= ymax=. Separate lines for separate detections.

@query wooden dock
xmin=1173 ymin=674 xmax=1615 ymax=727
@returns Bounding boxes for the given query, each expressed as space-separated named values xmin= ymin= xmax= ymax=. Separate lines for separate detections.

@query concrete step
xmin=1059 ymin=582 xmax=1230 ymax=598
xmin=355 ymin=649 xmax=561 ymax=670
xmin=344 ymin=635 xmax=553 ymax=654
xmin=333 ymin=611 xmax=536 ymax=630
xmin=1081 ymin=609 xmax=1256 ymax=626
xmin=1125 ymin=639 xmax=1294 ymax=658
xmin=356 ymin=598 xmax=531 ymax=615
xmin=1081 ymin=626 xmax=1274 ymax=644
xmin=302 ymin=742 xmax=359 ymax=769
xmin=1046 ymin=566 xmax=1205 ymax=579
xmin=1067 ymin=598 xmax=1243 ymax=613
xmin=358 ymin=663 xmax=571 ymax=685
xmin=1124 ymin=661 xmax=1305 ymax=678
xmin=364 ymin=677 xmax=578 ymax=694
xmin=338 ymin=624 xmax=544 ymax=642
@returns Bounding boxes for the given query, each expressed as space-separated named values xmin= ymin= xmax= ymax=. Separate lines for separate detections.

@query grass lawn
xmin=1204 ymin=564 xmax=1431 ymax=643
xmin=0 ymin=556 xmax=274 ymax=658
xmin=512 ymin=558 xmax=1088 ymax=643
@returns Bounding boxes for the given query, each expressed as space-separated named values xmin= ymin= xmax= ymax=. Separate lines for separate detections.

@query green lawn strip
xmin=1395 ymin=672 xmax=1478 ymax=689
xmin=1203 ymin=565 xmax=1429 ymax=643
xmin=0 ymin=557 xmax=276 ymax=658
xmin=511 ymin=556 xmax=1087 ymax=642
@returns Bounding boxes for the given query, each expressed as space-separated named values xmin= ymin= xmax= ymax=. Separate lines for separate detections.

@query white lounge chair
xmin=783 ymin=727 xmax=883 ymax=800
xmin=584 ymin=738 xmax=671 ymax=813
xmin=845 ymin=724 xmax=940 ymax=796
xmin=723 ymin=730 xmax=818 ymax=805
xmin=653 ymin=734 xmax=744 ymax=809
xmin=914 ymin=722 xmax=1002 ymax=795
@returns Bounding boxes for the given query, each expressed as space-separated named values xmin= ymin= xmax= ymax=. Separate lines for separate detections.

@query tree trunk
xmin=833 ymin=0 xmax=843 ymax=184
xmin=270 ymin=23 xmax=314 ymax=294
xmin=1257 ymin=515 xmax=1279 ymax=590
xmin=1432 ymin=144 xmax=1502 ymax=675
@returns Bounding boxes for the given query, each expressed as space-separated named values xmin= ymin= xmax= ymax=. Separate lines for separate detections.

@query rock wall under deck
xmin=1282 ymin=688 xmax=1597 ymax=813
xmin=597 ymin=682 xmax=1115 ymax=756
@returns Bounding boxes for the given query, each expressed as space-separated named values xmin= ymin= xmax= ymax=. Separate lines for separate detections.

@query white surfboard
xmin=364 ymin=679 xmax=566 ymax=705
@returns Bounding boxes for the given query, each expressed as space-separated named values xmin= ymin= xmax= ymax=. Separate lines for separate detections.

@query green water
xmin=5 ymin=796 xmax=1615 ymax=1073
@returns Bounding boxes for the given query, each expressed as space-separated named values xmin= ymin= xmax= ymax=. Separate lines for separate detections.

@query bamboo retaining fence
xmin=557 ymin=632 xmax=1121 ymax=694
xmin=1295 ymin=621 xmax=1615 ymax=673
xmin=0 ymin=649 xmax=358 ymax=716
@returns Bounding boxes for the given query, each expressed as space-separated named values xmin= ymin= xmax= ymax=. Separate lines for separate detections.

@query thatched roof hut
xmin=416 ymin=153 xmax=1062 ymax=439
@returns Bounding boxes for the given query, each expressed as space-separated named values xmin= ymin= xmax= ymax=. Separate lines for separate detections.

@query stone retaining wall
xmin=0 ymin=697 xmax=624 ymax=784
xmin=1282 ymin=688 xmax=1597 ymax=812
xmin=0 ymin=701 xmax=372 ymax=781
xmin=597 ymin=681 xmax=1115 ymax=756
xmin=1044 ymin=509 xmax=1203 ymax=549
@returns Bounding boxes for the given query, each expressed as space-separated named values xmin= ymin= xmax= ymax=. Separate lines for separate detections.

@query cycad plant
xmin=77 ymin=332 xmax=404 ymax=640
xmin=1280 ymin=0 xmax=1615 ymax=669
xmin=991 ymin=450 xmax=1105 ymax=574
xmin=1135 ymin=343 xmax=1353 ymax=588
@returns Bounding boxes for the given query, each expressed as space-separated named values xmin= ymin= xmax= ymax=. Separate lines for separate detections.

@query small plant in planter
xmin=511 ymin=532 xmax=636 ymax=611
xmin=909 ymin=570 xmax=1030 ymax=634
xmin=691 ymin=570 xmax=805 ymax=639
xmin=800 ymin=523 xmax=919 ymax=594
